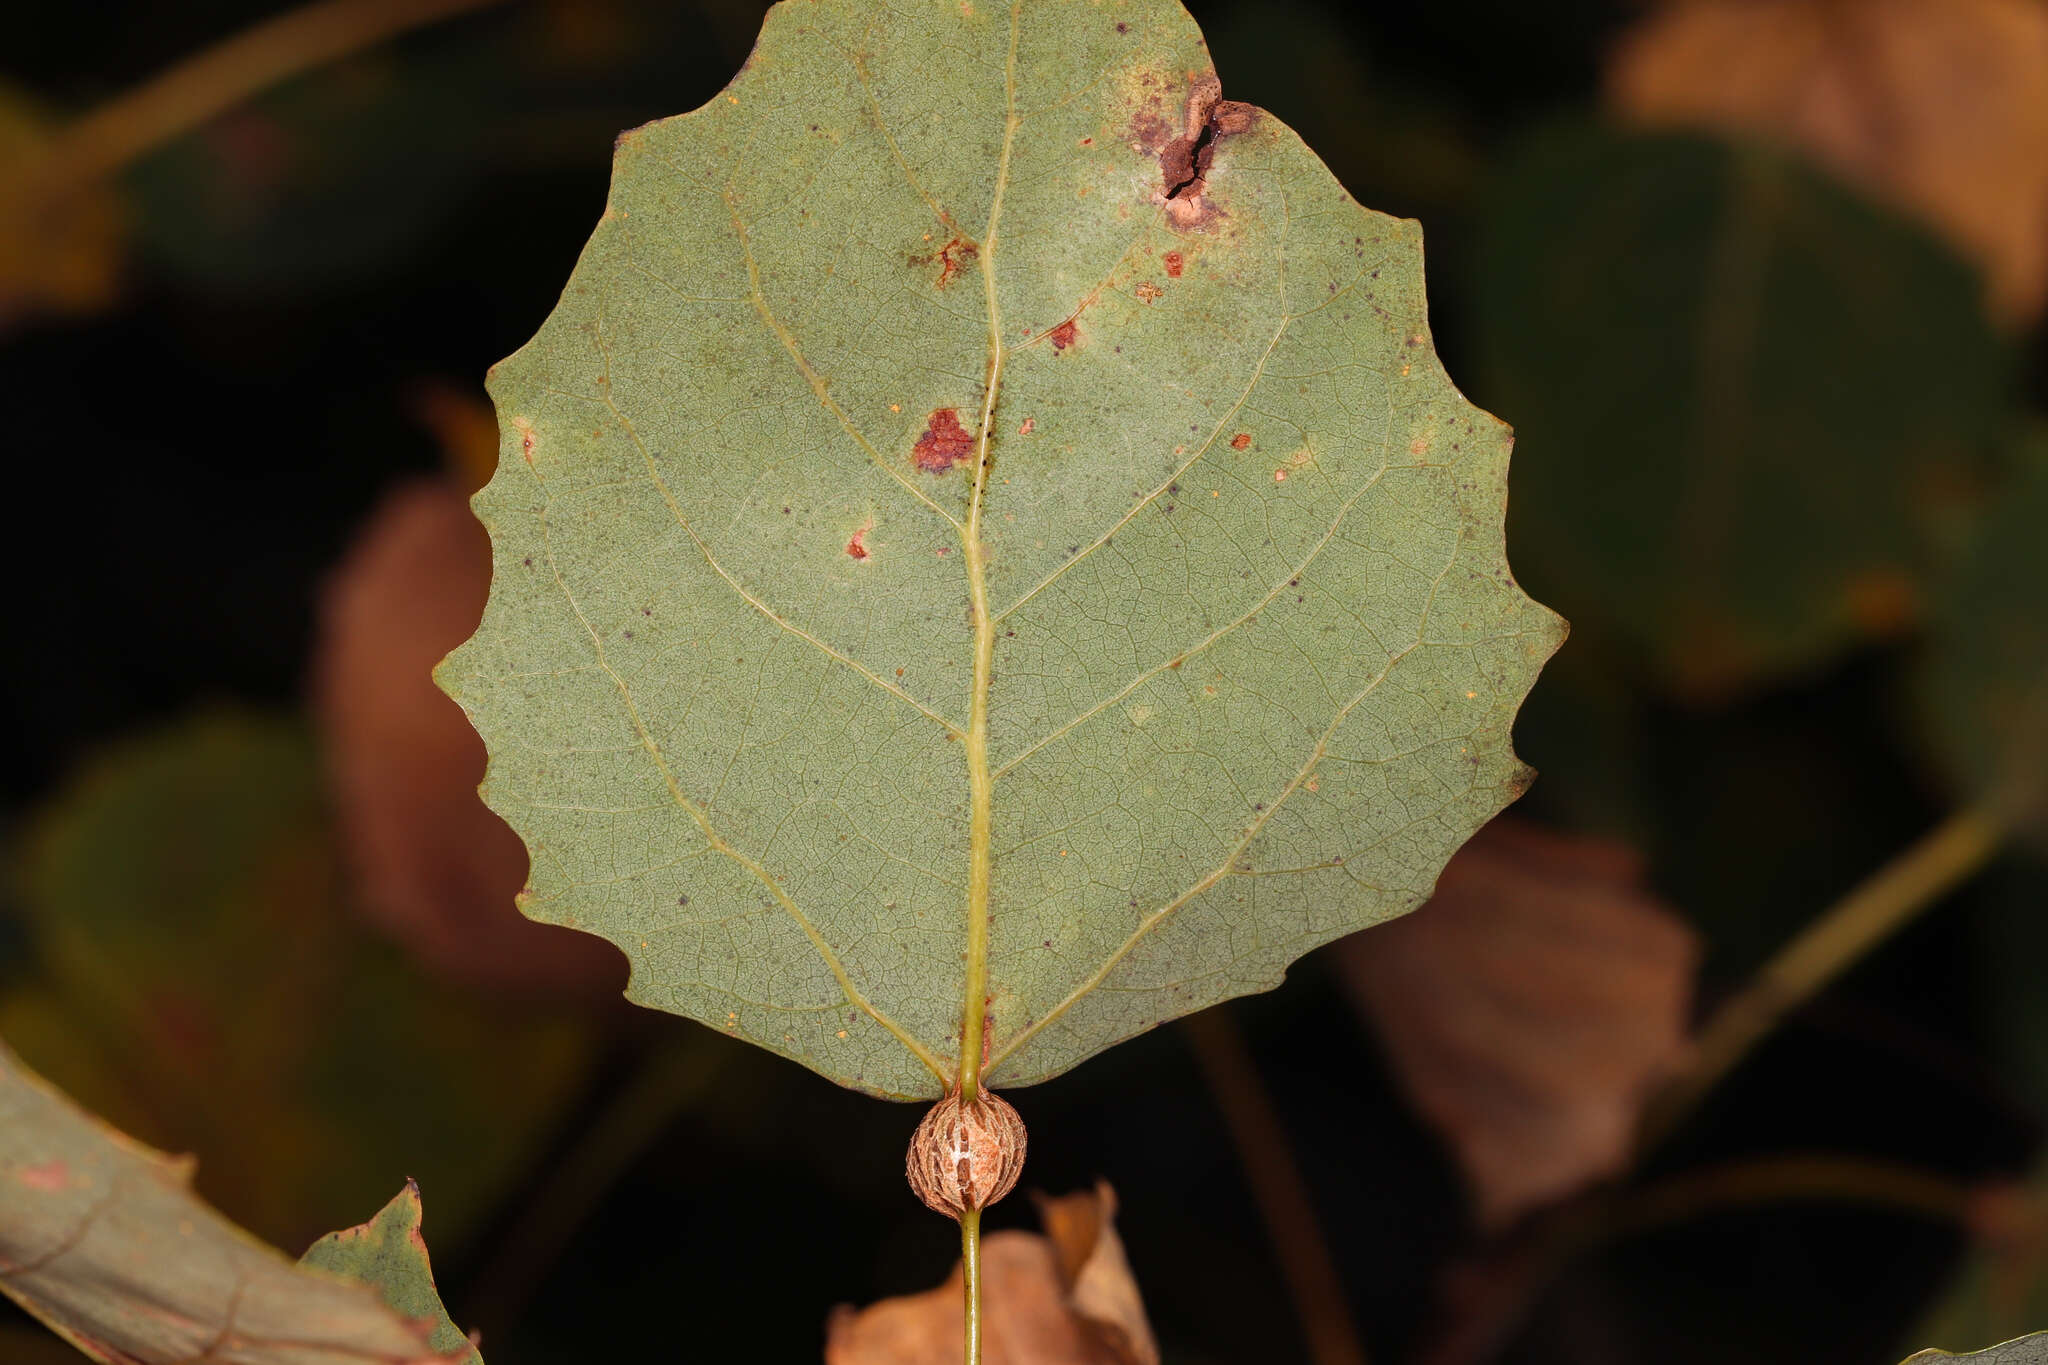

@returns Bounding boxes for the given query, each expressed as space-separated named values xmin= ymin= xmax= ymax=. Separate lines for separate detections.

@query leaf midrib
xmin=953 ymin=0 xmax=1026 ymax=1103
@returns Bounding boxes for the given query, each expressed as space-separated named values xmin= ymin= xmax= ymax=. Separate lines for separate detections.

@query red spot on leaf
xmin=936 ymin=237 xmax=976 ymax=288
xmin=908 ymin=235 xmax=978 ymax=289
xmin=1048 ymin=320 xmax=1079 ymax=351
xmin=846 ymin=528 xmax=869 ymax=559
xmin=17 ymin=1161 xmax=68 ymax=1192
xmin=1231 ymin=432 xmax=1251 ymax=449
xmin=1164 ymin=251 xmax=1184 ymax=278
xmin=912 ymin=409 xmax=975 ymax=473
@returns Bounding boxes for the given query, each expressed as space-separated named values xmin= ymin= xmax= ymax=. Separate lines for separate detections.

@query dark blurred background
xmin=3 ymin=1 xmax=2047 ymax=1362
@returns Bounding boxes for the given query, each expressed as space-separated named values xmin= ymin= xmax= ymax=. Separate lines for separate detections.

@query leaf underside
xmin=442 ymin=0 xmax=1562 ymax=1099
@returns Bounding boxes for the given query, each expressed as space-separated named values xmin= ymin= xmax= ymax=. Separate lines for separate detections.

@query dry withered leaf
xmin=312 ymin=475 xmax=625 ymax=996
xmin=826 ymin=1181 xmax=1156 ymax=1365
xmin=1607 ymin=0 xmax=2048 ymax=325
xmin=1336 ymin=818 xmax=1699 ymax=1228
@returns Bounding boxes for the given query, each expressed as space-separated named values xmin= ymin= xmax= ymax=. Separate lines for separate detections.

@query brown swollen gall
xmin=905 ymin=1090 xmax=1027 ymax=1219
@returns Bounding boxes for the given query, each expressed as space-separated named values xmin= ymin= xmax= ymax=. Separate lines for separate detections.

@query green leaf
xmin=301 ymin=1183 xmax=480 ymax=1364
xmin=1475 ymin=125 xmax=2010 ymax=696
xmin=1924 ymin=451 xmax=2048 ymax=848
xmin=442 ymin=0 xmax=1562 ymax=1099
xmin=0 ymin=710 xmax=595 ymax=1252
xmin=1903 ymin=1335 xmax=2048 ymax=1364
xmin=0 ymin=1038 xmax=456 ymax=1365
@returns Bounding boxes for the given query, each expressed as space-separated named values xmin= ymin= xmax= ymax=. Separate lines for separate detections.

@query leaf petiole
xmin=961 ymin=1206 xmax=983 ymax=1365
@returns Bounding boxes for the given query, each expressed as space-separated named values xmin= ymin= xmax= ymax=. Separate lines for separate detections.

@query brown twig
xmin=1182 ymin=1006 xmax=1371 ymax=1365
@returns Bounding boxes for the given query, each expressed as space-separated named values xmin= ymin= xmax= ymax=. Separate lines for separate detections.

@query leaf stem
xmin=961 ymin=1206 xmax=984 ymax=1365
xmin=8 ymin=0 xmax=506 ymax=210
xmin=1183 ymin=1007 xmax=1371 ymax=1365
xmin=1640 ymin=802 xmax=2005 ymax=1148
xmin=954 ymin=0 xmax=1022 ymax=1103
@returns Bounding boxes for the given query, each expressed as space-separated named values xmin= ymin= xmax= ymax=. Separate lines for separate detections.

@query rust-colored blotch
xmin=1047 ymin=319 xmax=1079 ymax=351
xmin=911 ymin=409 xmax=975 ymax=474
xmin=1230 ymin=432 xmax=1251 ymax=449
xmin=1164 ymin=250 xmax=1184 ymax=278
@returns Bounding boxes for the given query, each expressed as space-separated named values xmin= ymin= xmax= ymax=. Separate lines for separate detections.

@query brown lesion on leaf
xmin=909 ymin=234 xmax=979 ymax=289
xmin=846 ymin=521 xmax=873 ymax=560
xmin=1047 ymin=319 xmax=1079 ymax=351
xmin=1151 ymin=73 xmax=1258 ymax=229
xmin=911 ymin=409 xmax=976 ymax=474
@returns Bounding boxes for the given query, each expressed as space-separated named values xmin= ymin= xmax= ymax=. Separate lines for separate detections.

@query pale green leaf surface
xmin=300 ymin=1184 xmax=480 ymax=1364
xmin=0 ymin=1039 xmax=454 ymax=1365
xmin=1904 ymin=1335 xmax=2048 ymax=1364
xmin=443 ymin=0 xmax=1562 ymax=1099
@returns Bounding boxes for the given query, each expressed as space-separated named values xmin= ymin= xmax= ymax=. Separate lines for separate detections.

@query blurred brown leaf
xmin=1337 ymin=819 xmax=1699 ymax=1228
xmin=0 ymin=1038 xmax=460 ymax=1365
xmin=0 ymin=85 xmax=125 ymax=330
xmin=313 ymin=474 xmax=625 ymax=996
xmin=826 ymin=1182 xmax=1157 ymax=1365
xmin=1607 ymin=0 xmax=2048 ymax=325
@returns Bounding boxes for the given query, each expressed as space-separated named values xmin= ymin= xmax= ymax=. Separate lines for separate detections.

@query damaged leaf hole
xmin=1158 ymin=74 xmax=1256 ymax=213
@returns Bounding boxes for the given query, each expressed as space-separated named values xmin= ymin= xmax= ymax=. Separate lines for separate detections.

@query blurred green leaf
xmin=0 ymin=1037 xmax=456 ymax=1365
xmin=1924 ymin=451 xmax=2048 ymax=849
xmin=302 ymin=1182 xmax=481 ymax=1364
xmin=441 ymin=0 xmax=1562 ymax=1100
xmin=0 ymin=710 xmax=596 ymax=1253
xmin=126 ymin=52 xmax=487 ymax=294
xmin=1475 ymin=125 xmax=2011 ymax=696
